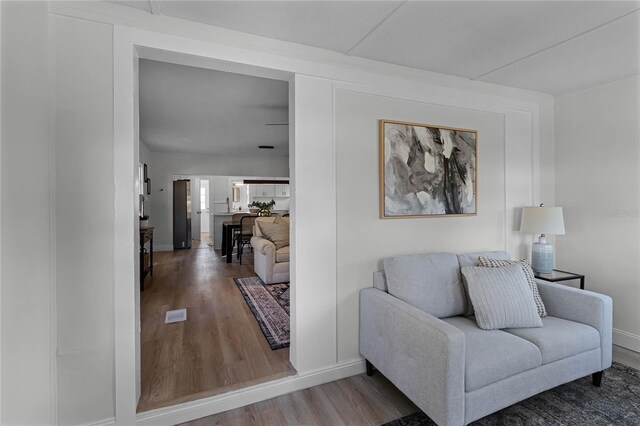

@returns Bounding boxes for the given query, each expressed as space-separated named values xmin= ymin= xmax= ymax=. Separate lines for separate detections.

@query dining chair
xmin=238 ymin=215 xmax=257 ymax=264
xmin=231 ymin=213 xmax=249 ymax=252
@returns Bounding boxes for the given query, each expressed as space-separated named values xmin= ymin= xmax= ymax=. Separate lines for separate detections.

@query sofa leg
xmin=366 ymin=359 xmax=374 ymax=376
xmin=592 ymin=371 xmax=603 ymax=387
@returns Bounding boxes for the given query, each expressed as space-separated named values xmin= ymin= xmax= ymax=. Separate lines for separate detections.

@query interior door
xmin=191 ymin=177 xmax=201 ymax=240
xmin=200 ymin=180 xmax=210 ymax=234
xmin=208 ymin=178 xmax=215 ymax=233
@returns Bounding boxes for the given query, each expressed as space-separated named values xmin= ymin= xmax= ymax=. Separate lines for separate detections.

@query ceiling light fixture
xmin=243 ymin=179 xmax=289 ymax=185
xmin=252 ymin=144 xmax=284 ymax=184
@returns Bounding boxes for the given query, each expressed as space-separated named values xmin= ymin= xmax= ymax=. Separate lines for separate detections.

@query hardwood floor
xmin=138 ymin=239 xmax=295 ymax=412
xmin=180 ymin=346 xmax=640 ymax=425
xmin=142 ymin=241 xmax=640 ymax=421
xmin=180 ymin=372 xmax=418 ymax=426
xmin=613 ymin=344 xmax=640 ymax=370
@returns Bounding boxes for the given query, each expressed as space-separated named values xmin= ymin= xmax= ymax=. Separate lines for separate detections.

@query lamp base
xmin=531 ymin=236 xmax=553 ymax=274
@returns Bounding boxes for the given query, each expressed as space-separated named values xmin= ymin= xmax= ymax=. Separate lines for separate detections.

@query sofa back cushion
xmin=372 ymin=271 xmax=388 ymax=292
xmin=383 ymin=252 xmax=466 ymax=318
xmin=457 ymin=250 xmax=511 ymax=267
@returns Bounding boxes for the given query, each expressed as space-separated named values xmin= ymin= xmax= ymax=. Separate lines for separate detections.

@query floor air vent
xmin=165 ymin=308 xmax=187 ymax=324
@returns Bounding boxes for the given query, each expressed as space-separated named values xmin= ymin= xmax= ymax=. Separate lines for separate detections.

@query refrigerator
xmin=173 ymin=179 xmax=192 ymax=249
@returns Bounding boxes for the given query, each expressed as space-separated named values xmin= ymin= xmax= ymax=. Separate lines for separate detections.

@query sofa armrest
xmin=360 ymin=288 xmax=465 ymax=426
xmin=536 ymin=280 xmax=612 ymax=370
xmin=250 ymin=236 xmax=276 ymax=256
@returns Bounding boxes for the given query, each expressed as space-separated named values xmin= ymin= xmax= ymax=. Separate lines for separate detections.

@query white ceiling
xmin=114 ymin=1 xmax=640 ymax=96
xmin=139 ymin=59 xmax=289 ymax=156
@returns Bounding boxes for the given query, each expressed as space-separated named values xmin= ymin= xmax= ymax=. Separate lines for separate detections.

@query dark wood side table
xmin=140 ymin=227 xmax=154 ymax=291
xmin=534 ymin=269 xmax=585 ymax=290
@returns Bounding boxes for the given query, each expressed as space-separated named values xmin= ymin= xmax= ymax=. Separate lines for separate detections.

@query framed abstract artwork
xmin=379 ymin=119 xmax=477 ymax=218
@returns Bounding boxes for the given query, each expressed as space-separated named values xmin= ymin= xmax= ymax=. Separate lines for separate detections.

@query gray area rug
xmin=383 ymin=362 xmax=639 ymax=426
xmin=234 ymin=276 xmax=289 ymax=350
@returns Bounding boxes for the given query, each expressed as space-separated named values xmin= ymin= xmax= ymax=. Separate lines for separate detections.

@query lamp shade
xmin=520 ymin=206 xmax=565 ymax=235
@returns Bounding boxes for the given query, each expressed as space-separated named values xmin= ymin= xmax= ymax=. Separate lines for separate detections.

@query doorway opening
xmin=199 ymin=178 xmax=211 ymax=245
xmin=136 ymin=58 xmax=295 ymax=412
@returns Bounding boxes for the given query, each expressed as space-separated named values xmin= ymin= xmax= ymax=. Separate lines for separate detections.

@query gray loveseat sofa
xmin=360 ymin=251 xmax=612 ymax=426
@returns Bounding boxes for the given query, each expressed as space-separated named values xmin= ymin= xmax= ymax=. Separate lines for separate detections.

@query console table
xmin=140 ymin=227 xmax=154 ymax=291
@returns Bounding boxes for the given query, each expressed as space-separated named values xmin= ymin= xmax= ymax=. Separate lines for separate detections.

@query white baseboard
xmin=79 ymin=417 xmax=115 ymax=426
xmin=154 ymin=244 xmax=174 ymax=252
xmin=136 ymin=358 xmax=365 ymax=425
xmin=613 ymin=328 xmax=640 ymax=352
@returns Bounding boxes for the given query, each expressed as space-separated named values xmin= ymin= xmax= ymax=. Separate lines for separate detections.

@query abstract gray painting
xmin=380 ymin=120 xmax=477 ymax=218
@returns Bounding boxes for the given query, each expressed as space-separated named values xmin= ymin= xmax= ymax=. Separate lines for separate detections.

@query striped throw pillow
xmin=477 ymin=256 xmax=547 ymax=317
xmin=461 ymin=264 xmax=543 ymax=330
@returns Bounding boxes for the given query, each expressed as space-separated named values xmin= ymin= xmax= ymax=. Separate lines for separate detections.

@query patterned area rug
xmin=383 ymin=362 xmax=640 ymax=426
xmin=234 ymin=276 xmax=289 ymax=350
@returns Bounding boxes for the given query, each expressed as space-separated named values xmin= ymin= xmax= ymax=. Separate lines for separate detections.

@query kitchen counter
xmin=213 ymin=211 xmax=252 ymax=216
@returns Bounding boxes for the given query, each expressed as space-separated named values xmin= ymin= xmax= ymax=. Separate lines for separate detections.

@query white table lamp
xmin=520 ymin=204 xmax=565 ymax=274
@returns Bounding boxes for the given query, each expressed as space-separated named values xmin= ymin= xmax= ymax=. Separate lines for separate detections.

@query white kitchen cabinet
xmin=252 ymin=184 xmax=275 ymax=198
xmin=249 ymin=182 xmax=289 ymax=199
xmin=275 ymin=184 xmax=290 ymax=197
xmin=264 ymin=184 xmax=276 ymax=197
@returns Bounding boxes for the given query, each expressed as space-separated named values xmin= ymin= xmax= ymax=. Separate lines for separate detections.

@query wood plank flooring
xmin=180 ymin=347 xmax=639 ymax=425
xmin=180 ymin=372 xmax=418 ymax=426
xmin=138 ymin=239 xmax=295 ymax=412
xmin=143 ymin=237 xmax=640 ymax=422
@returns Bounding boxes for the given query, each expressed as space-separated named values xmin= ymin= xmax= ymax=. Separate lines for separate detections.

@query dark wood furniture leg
xmin=139 ymin=227 xmax=154 ymax=292
xmin=221 ymin=223 xmax=227 ymax=256
xmin=580 ymin=276 xmax=585 ymax=290
xmin=592 ymin=371 xmax=603 ymax=387
xmin=366 ymin=359 xmax=374 ymax=376
xmin=149 ymin=234 xmax=153 ymax=277
xmin=225 ymin=225 xmax=233 ymax=263
xmin=140 ymin=235 xmax=144 ymax=292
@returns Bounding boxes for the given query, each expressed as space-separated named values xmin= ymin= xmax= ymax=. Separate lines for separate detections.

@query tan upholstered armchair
xmin=250 ymin=217 xmax=290 ymax=284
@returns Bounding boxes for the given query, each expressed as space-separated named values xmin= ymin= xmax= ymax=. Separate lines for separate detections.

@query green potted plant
xmin=249 ymin=199 xmax=276 ymax=217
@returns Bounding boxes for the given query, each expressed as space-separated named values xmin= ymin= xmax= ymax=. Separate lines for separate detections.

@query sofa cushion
xmin=373 ymin=271 xmax=388 ymax=292
xmin=504 ymin=316 xmax=600 ymax=364
xmin=478 ymin=256 xmax=547 ymax=317
xmin=274 ymin=216 xmax=289 ymax=225
xmin=442 ymin=317 xmax=542 ymax=392
xmin=457 ymin=250 xmax=511 ymax=267
xmin=275 ymin=246 xmax=290 ymax=263
xmin=253 ymin=217 xmax=274 ymax=237
xmin=461 ymin=265 xmax=543 ymax=330
xmin=383 ymin=252 xmax=467 ymax=318
xmin=257 ymin=221 xmax=289 ymax=249
xmin=457 ymin=251 xmax=511 ymax=316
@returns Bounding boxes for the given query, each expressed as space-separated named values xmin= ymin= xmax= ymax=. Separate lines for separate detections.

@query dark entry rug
xmin=383 ymin=362 xmax=640 ymax=426
xmin=234 ymin=276 xmax=290 ymax=350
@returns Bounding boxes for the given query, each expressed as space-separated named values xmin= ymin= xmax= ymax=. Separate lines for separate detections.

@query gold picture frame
xmin=379 ymin=119 xmax=478 ymax=219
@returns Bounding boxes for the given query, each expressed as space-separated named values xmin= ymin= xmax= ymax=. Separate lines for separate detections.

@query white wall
xmin=53 ymin=14 xmax=116 ymax=425
xmin=555 ymin=75 xmax=640 ymax=352
xmin=1 ymin=2 xmax=556 ymax=425
xmin=148 ymin=151 xmax=289 ymax=249
xmin=335 ymin=91 xmax=506 ymax=360
xmin=1 ymin=2 xmax=54 ymax=424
